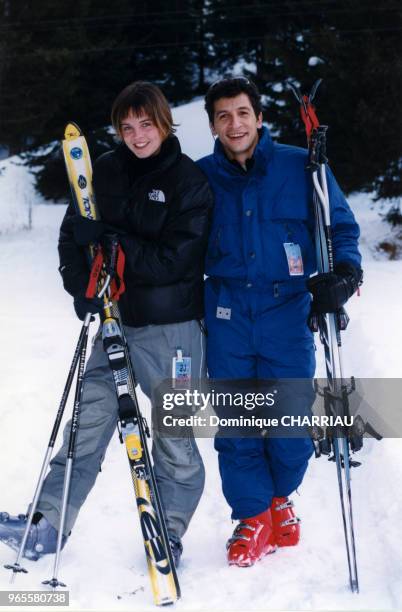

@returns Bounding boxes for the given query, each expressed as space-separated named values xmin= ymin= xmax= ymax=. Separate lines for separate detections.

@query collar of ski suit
xmin=116 ymin=134 xmax=182 ymax=180
xmin=213 ymin=126 xmax=274 ymax=177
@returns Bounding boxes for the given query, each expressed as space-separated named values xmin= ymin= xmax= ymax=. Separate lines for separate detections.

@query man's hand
xmin=307 ymin=262 xmax=362 ymax=314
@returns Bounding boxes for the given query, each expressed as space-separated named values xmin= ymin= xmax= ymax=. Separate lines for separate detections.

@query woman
xmin=0 ymin=82 xmax=212 ymax=568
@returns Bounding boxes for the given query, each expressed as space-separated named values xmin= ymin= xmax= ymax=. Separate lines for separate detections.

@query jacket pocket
xmin=261 ymin=196 xmax=314 ymax=278
xmin=270 ymin=192 xmax=310 ymax=221
xmin=206 ymin=222 xmax=243 ymax=274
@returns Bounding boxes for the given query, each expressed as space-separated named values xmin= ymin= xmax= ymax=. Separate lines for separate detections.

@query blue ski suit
xmin=197 ymin=127 xmax=361 ymax=519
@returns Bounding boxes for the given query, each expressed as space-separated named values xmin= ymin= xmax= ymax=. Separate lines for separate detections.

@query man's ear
xmin=210 ymin=122 xmax=217 ymax=137
xmin=256 ymin=112 xmax=263 ymax=129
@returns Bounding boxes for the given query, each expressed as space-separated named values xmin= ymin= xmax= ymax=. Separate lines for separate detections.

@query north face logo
xmin=148 ymin=189 xmax=166 ymax=203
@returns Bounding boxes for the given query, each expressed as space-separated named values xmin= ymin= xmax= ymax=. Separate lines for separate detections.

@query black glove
xmin=73 ymin=293 xmax=104 ymax=321
xmin=307 ymin=262 xmax=362 ymax=314
xmin=71 ymin=216 xmax=107 ymax=246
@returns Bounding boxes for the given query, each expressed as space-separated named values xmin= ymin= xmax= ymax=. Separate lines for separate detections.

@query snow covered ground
xmin=0 ymin=156 xmax=35 ymax=234
xmin=0 ymin=100 xmax=401 ymax=611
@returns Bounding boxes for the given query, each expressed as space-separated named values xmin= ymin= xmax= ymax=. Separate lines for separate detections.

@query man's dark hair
xmin=205 ymin=77 xmax=262 ymax=123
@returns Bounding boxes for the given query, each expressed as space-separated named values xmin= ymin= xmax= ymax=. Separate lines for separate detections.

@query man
xmin=197 ymin=77 xmax=362 ymax=567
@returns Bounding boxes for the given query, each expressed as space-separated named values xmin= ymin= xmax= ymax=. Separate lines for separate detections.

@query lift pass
xmin=283 ymin=242 xmax=304 ymax=276
xmin=172 ymin=349 xmax=191 ymax=389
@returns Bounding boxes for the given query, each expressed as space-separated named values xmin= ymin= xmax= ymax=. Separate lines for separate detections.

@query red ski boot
xmin=271 ymin=497 xmax=301 ymax=547
xmin=226 ymin=509 xmax=277 ymax=567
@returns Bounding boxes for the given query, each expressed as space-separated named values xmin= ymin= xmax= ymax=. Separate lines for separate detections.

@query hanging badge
xmin=283 ymin=242 xmax=304 ymax=276
xmin=172 ymin=348 xmax=191 ymax=389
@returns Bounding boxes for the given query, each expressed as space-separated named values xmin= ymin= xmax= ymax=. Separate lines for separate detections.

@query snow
xmin=0 ymin=100 xmax=401 ymax=612
xmin=0 ymin=156 xmax=34 ymax=234
xmin=230 ymin=58 xmax=257 ymax=77
xmin=0 ymin=146 xmax=54 ymax=234
xmin=308 ymin=57 xmax=325 ymax=67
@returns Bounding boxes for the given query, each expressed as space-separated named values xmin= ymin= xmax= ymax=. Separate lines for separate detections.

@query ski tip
xmin=64 ymin=122 xmax=82 ymax=140
xmin=309 ymin=78 xmax=323 ymax=102
xmin=288 ymin=82 xmax=302 ymax=103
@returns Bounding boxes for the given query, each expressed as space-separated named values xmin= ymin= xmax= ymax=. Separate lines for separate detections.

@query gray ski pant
xmin=37 ymin=320 xmax=206 ymax=541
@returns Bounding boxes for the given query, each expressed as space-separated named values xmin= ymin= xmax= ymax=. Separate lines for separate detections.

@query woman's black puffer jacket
xmin=58 ymin=135 xmax=213 ymax=327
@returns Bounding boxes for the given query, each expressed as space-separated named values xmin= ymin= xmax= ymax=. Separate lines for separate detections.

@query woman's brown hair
xmin=111 ymin=81 xmax=176 ymax=139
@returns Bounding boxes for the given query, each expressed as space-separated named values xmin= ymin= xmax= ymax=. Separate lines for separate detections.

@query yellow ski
xmin=62 ymin=123 xmax=181 ymax=606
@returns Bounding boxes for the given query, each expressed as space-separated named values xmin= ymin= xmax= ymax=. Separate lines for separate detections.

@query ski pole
xmin=42 ymin=312 xmax=91 ymax=589
xmin=290 ymin=81 xmax=360 ymax=593
xmin=4 ymin=312 xmax=93 ymax=580
xmin=314 ymin=152 xmax=359 ymax=592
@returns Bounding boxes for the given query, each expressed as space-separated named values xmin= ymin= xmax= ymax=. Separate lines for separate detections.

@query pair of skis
xmin=4 ymin=124 xmax=180 ymax=606
xmin=290 ymin=80 xmax=360 ymax=593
